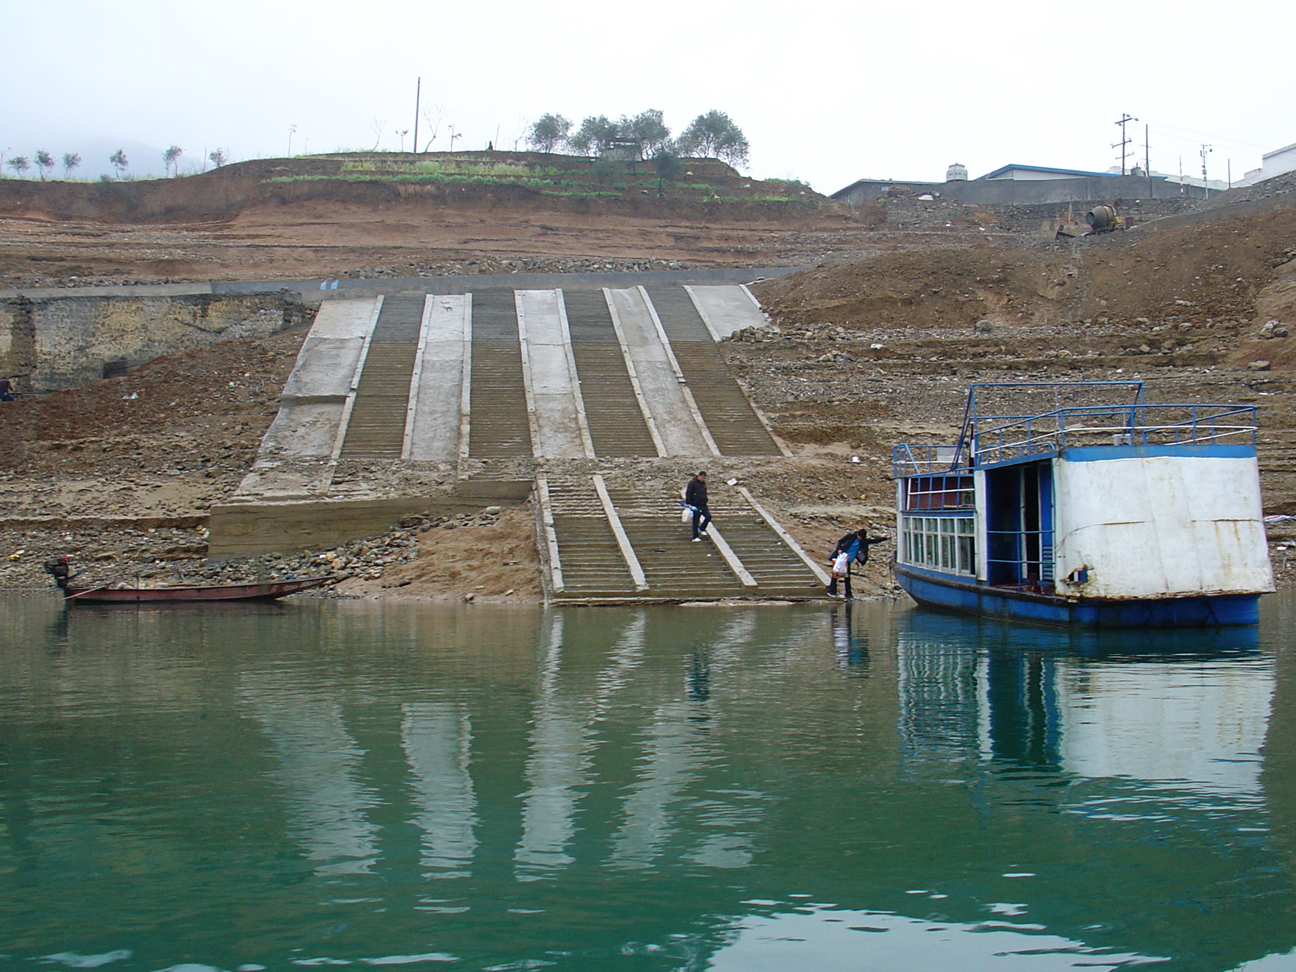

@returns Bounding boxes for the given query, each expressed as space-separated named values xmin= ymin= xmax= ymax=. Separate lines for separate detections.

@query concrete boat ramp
xmin=211 ymin=278 xmax=829 ymax=603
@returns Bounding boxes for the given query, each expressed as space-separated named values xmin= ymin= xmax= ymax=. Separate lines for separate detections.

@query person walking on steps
xmin=685 ymin=471 xmax=711 ymax=542
xmin=826 ymin=528 xmax=889 ymax=598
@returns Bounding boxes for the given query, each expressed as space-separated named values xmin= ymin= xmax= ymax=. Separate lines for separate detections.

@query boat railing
xmin=970 ymin=403 xmax=1257 ymax=467
xmin=892 ymin=444 xmax=962 ymax=478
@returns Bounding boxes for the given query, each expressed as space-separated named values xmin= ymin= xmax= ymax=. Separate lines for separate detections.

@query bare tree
xmin=163 ymin=145 xmax=183 ymax=177
xmin=62 ymin=152 xmax=81 ymax=179
xmin=395 ymin=129 xmax=409 ymax=152
xmin=7 ymin=156 xmax=30 ymax=178
xmin=420 ymin=105 xmax=446 ymax=152
xmin=371 ymin=118 xmax=386 ymax=152
xmin=208 ymin=148 xmax=228 ymax=168
xmin=109 ymin=149 xmax=129 ymax=179
xmin=34 ymin=150 xmax=54 ymax=181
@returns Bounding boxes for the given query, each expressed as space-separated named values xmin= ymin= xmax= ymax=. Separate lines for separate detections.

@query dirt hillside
xmin=1 ymin=163 xmax=1294 ymax=599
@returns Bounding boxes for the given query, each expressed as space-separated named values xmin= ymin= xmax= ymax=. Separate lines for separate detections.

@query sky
xmin=3 ymin=0 xmax=1293 ymax=193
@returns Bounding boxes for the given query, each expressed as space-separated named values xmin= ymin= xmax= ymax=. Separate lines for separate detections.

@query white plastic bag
xmin=681 ymin=506 xmax=692 ymax=524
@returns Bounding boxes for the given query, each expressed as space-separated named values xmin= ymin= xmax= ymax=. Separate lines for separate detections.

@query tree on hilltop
xmin=677 ymin=110 xmax=749 ymax=169
xmin=208 ymin=148 xmax=228 ymax=168
xmin=527 ymin=114 xmax=571 ymax=153
xmin=34 ymin=150 xmax=54 ymax=181
xmin=569 ymin=115 xmax=621 ymax=156
xmin=109 ymin=149 xmax=129 ymax=179
xmin=7 ymin=156 xmax=30 ymax=178
xmin=62 ymin=152 xmax=81 ymax=178
xmin=163 ymin=145 xmax=183 ymax=177
xmin=622 ymin=110 xmax=670 ymax=160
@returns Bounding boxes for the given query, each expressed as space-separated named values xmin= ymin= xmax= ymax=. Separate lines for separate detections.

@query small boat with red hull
xmin=62 ymin=576 xmax=331 ymax=604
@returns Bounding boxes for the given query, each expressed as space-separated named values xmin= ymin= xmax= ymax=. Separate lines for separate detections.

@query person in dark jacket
xmin=826 ymin=528 xmax=889 ymax=598
xmin=44 ymin=555 xmax=73 ymax=591
xmin=684 ymin=471 xmax=711 ymax=541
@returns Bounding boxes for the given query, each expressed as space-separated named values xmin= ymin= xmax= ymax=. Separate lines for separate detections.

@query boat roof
xmin=893 ymin=381 xmax=1257 ymax=477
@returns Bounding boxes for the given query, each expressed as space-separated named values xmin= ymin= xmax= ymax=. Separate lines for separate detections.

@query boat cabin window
xmin=903 ymin=475 xmax=974 ymax=511
xmin=902 ymin=514 xmax=975 ymax=576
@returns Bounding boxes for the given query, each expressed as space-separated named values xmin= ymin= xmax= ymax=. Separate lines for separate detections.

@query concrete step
xmin=337 ymin=295 xmax=425 ymax=460
xmin=563 ymin=289 xmax=658 ymax=458
xmin=545 ymin=477 xmax=638 ymax=599
xmin=711 ymin=507 xmax=824 ymax=596
xmin=469 ymin=290 xmax=532 ymax=458
xmin=643 ymin=285 xmax=781 ymax=456
xmin=338 ymin=343 xmax=417 ymax=459
xmin=572 ymin=344 xmax=659 ymax=458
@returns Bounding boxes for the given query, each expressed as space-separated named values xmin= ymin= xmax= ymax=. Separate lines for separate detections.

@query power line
xmin=1146 ymin=120 xmax=1270 ymax=154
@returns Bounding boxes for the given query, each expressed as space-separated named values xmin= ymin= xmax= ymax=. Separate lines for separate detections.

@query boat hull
xmin=63 ymin=577 xmax=329 ymax=604
xmin=893 ymin=564 xmax=1260 ymax=628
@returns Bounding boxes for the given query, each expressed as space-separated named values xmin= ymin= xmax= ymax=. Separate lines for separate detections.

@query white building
xmin=1240 ymin=141 xmax=1296 ymax=187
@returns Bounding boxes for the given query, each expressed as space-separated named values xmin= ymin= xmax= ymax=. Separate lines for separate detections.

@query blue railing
xmin=970 ymin=403 xmax=1257 ymax=467
xmin=892 ymin=443 xmax=961 ymax=478
xmin=894 ymin=383 xmax=1257 ymax=476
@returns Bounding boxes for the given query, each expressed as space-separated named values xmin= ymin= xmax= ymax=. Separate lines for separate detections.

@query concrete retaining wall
xmin=208 ymin=481 xmax=532 ymax=558
xmin=835 ymin=174 xmax=1210 ymax=207
xmin=0 ymin=292 xmax=313 ymax=392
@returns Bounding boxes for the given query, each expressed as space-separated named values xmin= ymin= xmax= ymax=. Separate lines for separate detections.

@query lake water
xmin=2 ymin=593 xmax=1295 ymax=972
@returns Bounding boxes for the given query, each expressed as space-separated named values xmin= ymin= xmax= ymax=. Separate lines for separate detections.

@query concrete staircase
xmin=563 ymin=289 xmax=659 ymax=458
xmin=338 ymin=295 xmax=423 ymax=459
xmin=644 ymin=285 xmax=783 ymax=456
xmin=239 ymin=280 xmax=830 ymax=602
xmin=469 ymin=290 xmax=533 ymax=459
xmin=540 ymin=476 xmax=827 ymax=603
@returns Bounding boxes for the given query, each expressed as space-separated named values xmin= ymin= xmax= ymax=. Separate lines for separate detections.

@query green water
xmin=1 ymin=594 xmax=1294 ymax=972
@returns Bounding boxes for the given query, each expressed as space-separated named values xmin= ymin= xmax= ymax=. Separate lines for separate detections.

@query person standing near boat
xmin=684 ymin=471 xmax=711 ymax=542
xmin=826 ymin=528 xmax=888 ymax=598
xmin=44 ymin=555 xmax=74 ymax=591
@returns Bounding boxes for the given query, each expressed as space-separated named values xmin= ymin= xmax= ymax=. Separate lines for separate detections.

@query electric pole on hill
xmin=413 ymin=77 xmax=421 ymax=155
xmin=1113 ymin=113 xmax=1137 ymax=176
xmin=1201 ymin=144 xmax=1212 ymax=199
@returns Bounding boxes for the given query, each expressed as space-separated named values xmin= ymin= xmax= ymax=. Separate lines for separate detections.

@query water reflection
xmin=0 ymin=595 xmax=1292 ymax=972
xmin=238 ymin=672 xmax=379 ymax=875
xmin=402 ymin=701 xmax=478 ymax=877
xmin=896 ymin=610 xmax=1273 ymax=801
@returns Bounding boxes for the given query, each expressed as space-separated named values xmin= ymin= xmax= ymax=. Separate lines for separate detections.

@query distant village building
xmin=833 ymin=161 xmax=1209 ymax=208
xmin=1240 ymin=142 xmax=1296 ymax=187
xmin=978 ymin=163 xmax=1119 ymax=181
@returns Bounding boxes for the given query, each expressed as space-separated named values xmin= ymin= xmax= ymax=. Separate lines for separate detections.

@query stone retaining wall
xmin=0 ymin=292 xmax=313 ymax=392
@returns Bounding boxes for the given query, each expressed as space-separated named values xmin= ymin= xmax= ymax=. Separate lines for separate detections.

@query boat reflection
xmin=896 ymin=607 xmax=1271 ymax=797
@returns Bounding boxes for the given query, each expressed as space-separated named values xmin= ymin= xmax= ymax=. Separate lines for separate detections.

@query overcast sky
xmin=4 ymin=0 xmax=1292 ymax=192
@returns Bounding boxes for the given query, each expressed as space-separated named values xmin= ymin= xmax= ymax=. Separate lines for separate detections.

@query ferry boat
xmin=891 ymin=382 xmax=1274 ymax=627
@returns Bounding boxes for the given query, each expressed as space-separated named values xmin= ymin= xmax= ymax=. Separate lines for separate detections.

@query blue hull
xmin=894 ymin=564 xmax=1260 ymax=628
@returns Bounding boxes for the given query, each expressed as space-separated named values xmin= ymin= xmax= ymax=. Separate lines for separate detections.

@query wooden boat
xmin=891 ymin=381 xmax=1274 ymax=627
xmin=62 ymin=576 xmax=331 ymax=604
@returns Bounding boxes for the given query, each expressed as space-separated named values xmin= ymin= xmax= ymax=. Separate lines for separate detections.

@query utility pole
xmin=413 ymin=77 xmax=421 ymax=155
xmin=1113 ymin=113 xmax=1137 ymax=176
xmin=1200 ymin=144 xmax=1212 ymax=199
xmin=1144 ymin=123 xmax=1153 ymax=196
